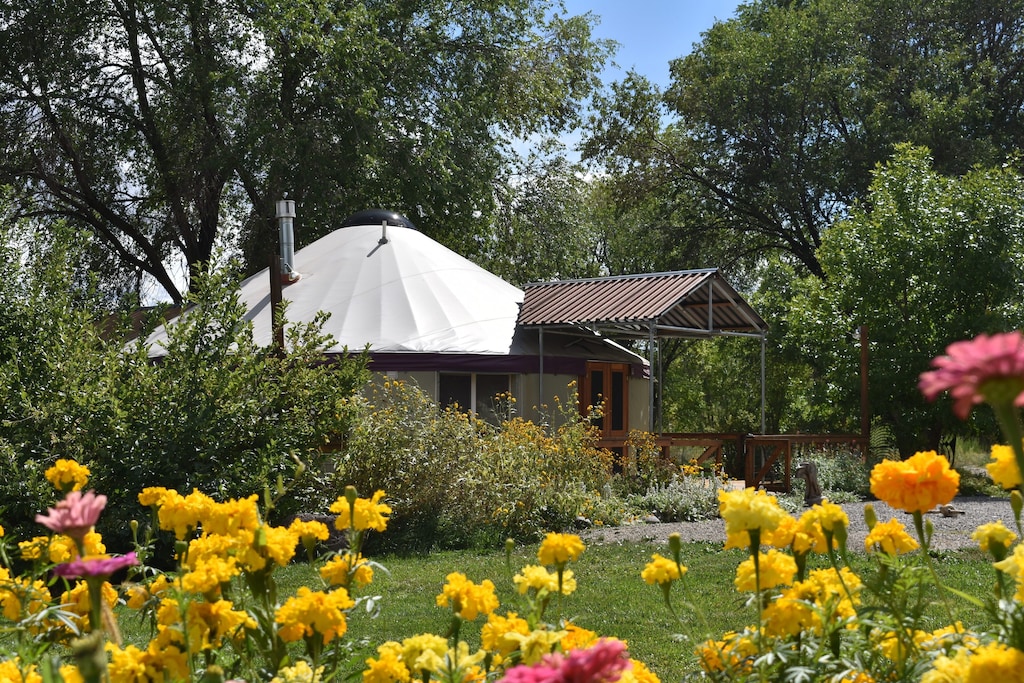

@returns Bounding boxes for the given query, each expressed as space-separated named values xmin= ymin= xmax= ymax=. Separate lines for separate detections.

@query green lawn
xmin=267 ymin=540 xmax=998 ymax=683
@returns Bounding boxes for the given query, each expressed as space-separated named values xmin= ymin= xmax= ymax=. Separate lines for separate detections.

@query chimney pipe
xmin=275 ymin=196 xmax=299 ymax=283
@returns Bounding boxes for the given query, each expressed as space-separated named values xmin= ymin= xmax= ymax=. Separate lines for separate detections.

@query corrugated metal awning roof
xmin=517 ymin=269 xmax=767 ymax=338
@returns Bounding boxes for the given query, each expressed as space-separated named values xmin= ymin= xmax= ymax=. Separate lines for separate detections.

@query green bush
xmin=0 ymin=219 xmax=370 ymax=553
xmin=333 ymin=381 xmax=616 ymax=551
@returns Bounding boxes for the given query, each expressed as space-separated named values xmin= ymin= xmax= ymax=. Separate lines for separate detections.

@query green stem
xmin=912 ymin=511 xmax=959 ymax=627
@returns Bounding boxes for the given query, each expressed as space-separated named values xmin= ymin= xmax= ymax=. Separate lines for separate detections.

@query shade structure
xmin=145 ymin=221 xmax=525 ymax=356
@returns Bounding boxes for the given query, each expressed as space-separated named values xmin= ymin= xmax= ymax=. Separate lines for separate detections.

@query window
xmin=438 ymin=373 xmax=512 ymax=424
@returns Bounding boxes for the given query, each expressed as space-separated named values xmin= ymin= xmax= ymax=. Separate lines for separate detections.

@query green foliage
xmin=333 ymin=380 xmax=616 ymax=552
xmin=628 ymin=477 xmax=721 ymax=523
xmin=0 ymin=0 xmax=612 ymax=302
xmin=0 ymin=218 xmax=370 ymax=550
xmin=787 ymin=146 xmax=1024 ymax=454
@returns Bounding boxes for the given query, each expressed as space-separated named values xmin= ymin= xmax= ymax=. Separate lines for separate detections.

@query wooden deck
xmin=597 ymin=432 xmax=868 ymax=492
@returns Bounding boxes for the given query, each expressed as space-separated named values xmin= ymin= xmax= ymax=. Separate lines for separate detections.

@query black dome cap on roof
xmin=340 ymin=209 xmax=418 ymax=230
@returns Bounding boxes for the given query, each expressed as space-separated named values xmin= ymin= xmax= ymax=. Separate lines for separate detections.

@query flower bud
xmin=345 ymin=485 xmax=359 ymax=506
xmin=1012 ymin=490 xmax=1023 ymax=528
xmin=863 ymin=504 xmax=877 ymax=531
xmin=669 ymin=532 xmax=682 ymax=564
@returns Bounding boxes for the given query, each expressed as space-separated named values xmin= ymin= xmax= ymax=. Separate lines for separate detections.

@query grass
xmin=254 ymin=540 xmax=999 ymax=683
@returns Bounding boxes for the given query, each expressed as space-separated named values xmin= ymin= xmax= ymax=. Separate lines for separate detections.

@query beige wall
xmin=370 ymin=369 xmax=652 ymax=434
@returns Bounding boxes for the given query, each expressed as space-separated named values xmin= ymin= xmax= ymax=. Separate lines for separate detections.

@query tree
xmin=0 ymin=210 xmax=370 ymax=547
xmin=584 ymin=0 xmax=1024 ymax=279
xmin=786 ymin=146 xmax=1024 ymax=455
xmin=0 ymin=0 xmax=611 ymax=303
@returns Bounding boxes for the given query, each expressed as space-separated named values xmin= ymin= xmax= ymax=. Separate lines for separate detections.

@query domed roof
xmin=145 ymin=217 xmax=523 ymax=356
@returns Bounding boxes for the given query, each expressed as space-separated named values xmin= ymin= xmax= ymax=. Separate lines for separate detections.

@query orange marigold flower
xmin=870 ymin=451 xmax=959 ymax=513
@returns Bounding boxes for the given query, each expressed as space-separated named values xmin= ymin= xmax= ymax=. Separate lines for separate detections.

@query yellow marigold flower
xmin=364 ymin=642 xmax=412 ymax=683
xmin=482 ymin=611 xmax=531 ymax=655
xmin=60 ymin=580 xmax=118 ymax=631
xmin=59 ymin=665 xmax=83 ymax=683
xmin=44 ymin=459 xmax=90 ymax=492
xmin=107 ymin=641 xmax=189 ymax=683
xmin=321 ymin=553 xmax=374 ymax=588
xmin=157 ymin=489 xmax=214 ymax=539
xmin=203 ymin=495 xmax=261 ymax=536
xmin=641 ymin=553 xmax=686 ymax=586
xmin=560 ymin=621 xmax=599 ymax=651
xmin=718 ymin=488 xmax=787 ymax=539
xmin=618 ymin=658 xmax=660 ymax=683
xmin=0 ymin=574 xmax=49 ymax=622
xmin=180 ymin=555 xmax=240 ymax=595
xmin=962 ymin=642 xmax=1024 ymax=682
xmin=762 ymin=593 xmax=820 ymax=637
xmin=0 ymin=523 xmax=4 ymax=537
xmin=0 ymin=659 xmax=42 ymax=683
xmin=865 ymin=518 xmax=920 ymax=555
xmin=275 ymin=586 xmax=355 ymax=643
xmin=870 ymin=451 xmax=960 ymax=513
xmin=695 ymin=630 xmax=757 ymax=674
xmin=765 ymin=513 xmax=828 ymax=554
xmin=400 ymin=633 xmax=449 ymax=676
xmin=986 ymin=444 xmax=1023 ymax=490
xmin=330 ymin=489 xmax=391 ymax=532
xmin=436 ymin=572 xmax=499 ymax=620
xmin=973 ymin=521 xmax=1018 ymax=555
xmin=513 ymin=564 xmax=576 ymax=595
xmin=922 ymin=647 xmax=971 ymax=683
xmin=290 ymin=517 xmax=331 ymax=544
xmin=836 ymin=672 xmax=875 ymax=683
xmin=272 ymin=660 xmax=324 ymax=683
xmin=138 ymin=486 xmax=171 ymax=508
xmin=18 ymin=537 xmax=47 ymax=561
xmin=734 ymin=550 xmax=797 ymax=592
xmin=185 ymin=599 xmax=256 ymax=651
xmin=125 ymin=584 xmax=150 ymax=610
xmin=505 ymin=629 xmax=568 ymax=664
xmin=259 ymin=524 xmax=300 ymax=568
xmin=994 ymin=544 xmax=1024 ymax=601
xmin=804 ymin=567 xmax=862 ymax=617
xmin=806 ymin=499 xmax=849 ymax=533
xmin=537 ymin=532 xmax=585 ymax=566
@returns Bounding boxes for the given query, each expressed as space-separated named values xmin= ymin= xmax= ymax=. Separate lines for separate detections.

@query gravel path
xmin=579 ymin=496 xmax=1018 ymax=552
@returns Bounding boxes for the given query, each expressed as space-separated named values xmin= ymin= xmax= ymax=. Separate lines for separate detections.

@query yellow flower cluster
xmin=44 ymin=458 xmax=90 ymax=492
xmin=435 ymin=572 xmax=500 ymax=620
xmin=733 ymin=550 xmax=797 ymax=592
xmin=973 ymin=521 xmax=1018 ymax=556
xmin=275 ymin=586 xmax=355 ymax=644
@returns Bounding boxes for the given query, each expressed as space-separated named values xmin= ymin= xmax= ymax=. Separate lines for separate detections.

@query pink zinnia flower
xmin=919 ymin=332 xmax=1024 ymax=419
xmin=35 ymin=490 xmax=107 ymax=541
xmin=500 ymin=639 xmax=630 ymax=683
xmin=53 ymin=552 xmax=138 ymax=579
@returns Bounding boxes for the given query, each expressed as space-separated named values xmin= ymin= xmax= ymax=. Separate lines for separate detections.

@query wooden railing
xmin=597 ymin=432 xmax=868 ymax=493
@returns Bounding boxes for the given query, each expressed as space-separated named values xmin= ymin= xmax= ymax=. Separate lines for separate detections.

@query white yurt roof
xmin=146 ymin=213 xmax=525 ymax=356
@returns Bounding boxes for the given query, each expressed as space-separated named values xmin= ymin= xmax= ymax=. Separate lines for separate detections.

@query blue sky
xmin=561 ymin=0 xmax=739 ymax=88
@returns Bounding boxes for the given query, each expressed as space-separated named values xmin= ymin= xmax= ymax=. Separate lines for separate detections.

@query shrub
xmin=629 ymin=476 xmax=721 ymax=523
xmin=333 ymin=381 xmax=616 ymax=550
